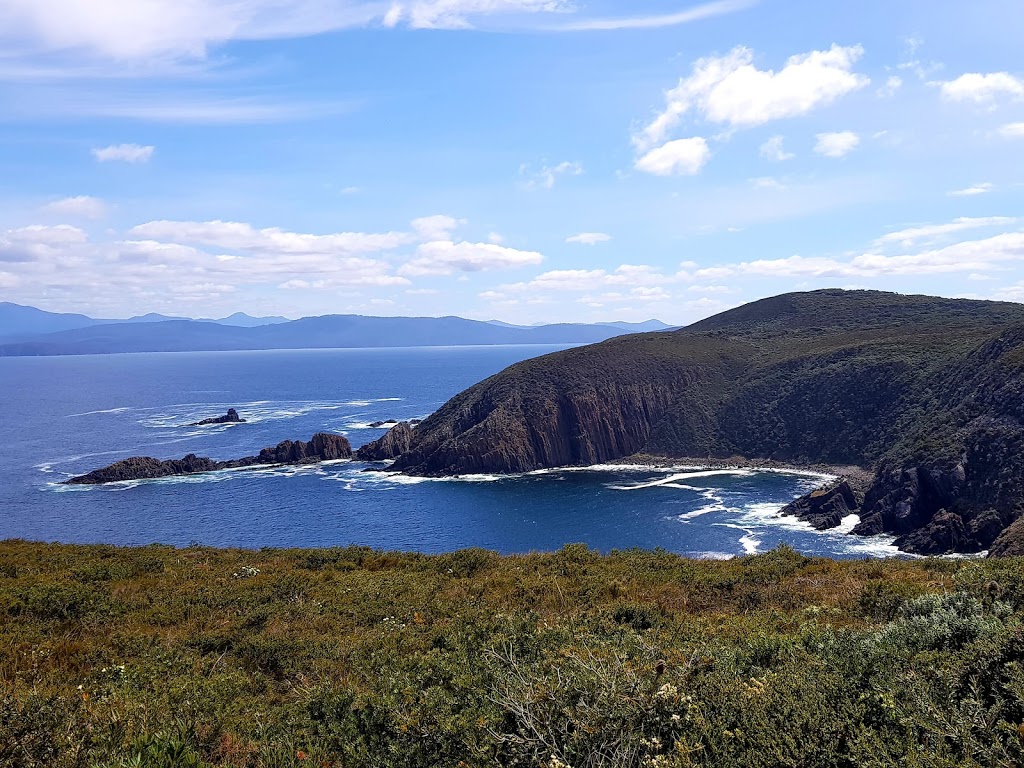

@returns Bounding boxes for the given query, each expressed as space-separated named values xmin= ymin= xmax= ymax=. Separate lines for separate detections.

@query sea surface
xmin=0 ymin=345 xmax=900 ymax=558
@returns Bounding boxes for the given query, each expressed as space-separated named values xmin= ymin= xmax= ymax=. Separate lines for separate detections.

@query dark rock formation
xmin=780 ymin=479 xmax=860 ymax=530
xmin=989 ymin=517 xmax=1024 ymax=556
xmin=373 ymin=289 xmax=1024 ymax=555
xmin=65 ymin=433 xmax=351 ymax=485
xmin=189 ymin=408 xmax=245 ymax=426
xmin=357 ymin=422 xmax=414 ymax=461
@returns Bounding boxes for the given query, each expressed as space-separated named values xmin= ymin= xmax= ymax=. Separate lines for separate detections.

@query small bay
xmin=0 ymin=345 xmax=896 ymax=557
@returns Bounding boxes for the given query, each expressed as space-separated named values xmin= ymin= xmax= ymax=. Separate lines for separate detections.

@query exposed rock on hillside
xmin=188 ymin=408 xmax=245 ymax=426
xmin=356 ymin=422 xmax=414 ymax=461
xmin=372 ymin=290 xmax=1024 ymax=555
xmin=65 ymin=433 xmax=351 ymax=485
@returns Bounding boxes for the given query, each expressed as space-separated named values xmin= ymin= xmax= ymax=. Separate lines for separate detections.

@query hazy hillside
xmin=0 ymin=312 xmax=653 ymax=356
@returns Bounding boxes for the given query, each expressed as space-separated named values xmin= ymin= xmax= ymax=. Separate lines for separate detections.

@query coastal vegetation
xmin=3 ymin=540 xmax=1024 ymax=767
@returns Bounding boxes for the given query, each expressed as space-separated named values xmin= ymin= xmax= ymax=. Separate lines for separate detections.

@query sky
xmin=0 ymin=0 xmax=1022 ymax=324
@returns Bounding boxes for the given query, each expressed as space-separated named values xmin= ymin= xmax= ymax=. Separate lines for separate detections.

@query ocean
xmin=0 ymin=345 xmax=900 ymax=558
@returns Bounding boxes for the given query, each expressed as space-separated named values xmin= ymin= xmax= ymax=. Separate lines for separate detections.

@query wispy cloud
xmin=556 ymin=0 xmax=756 ymax=31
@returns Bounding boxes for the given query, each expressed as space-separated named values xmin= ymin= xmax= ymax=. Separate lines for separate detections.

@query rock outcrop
xmin=357 ymin=422 xmax=415 ymax=461
xmin=373 ymin=290 xmax=1024 ymax=555
xmin=65 ymin=433 xmax=351 ymax=485
xmin=188 ymin=408 xmax=245 ymax=426
xmin=780 ymin=479 xmax=860 ymax=530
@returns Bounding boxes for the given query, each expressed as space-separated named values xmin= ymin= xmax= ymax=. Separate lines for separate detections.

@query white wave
xmin=608 ymin=469 xmax=755 ymax=491
xmin=692 ymin=551 xmax=737 ymax=560
xmin=677 ymin=502 xmax=729 ymax=520
xmin=67 ymin=406 xmax=132 ymax=417
xmin=739 ymin=533 xmax=762 ymax=554
xmin=346 ymin=421 xmax=400 ymax=430
xmin=835 ymin=513 xmax=861 ymax=535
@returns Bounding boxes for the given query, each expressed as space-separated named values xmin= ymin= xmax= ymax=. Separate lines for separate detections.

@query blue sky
xmin=0 ymin=0 xmax=1022 ymax=324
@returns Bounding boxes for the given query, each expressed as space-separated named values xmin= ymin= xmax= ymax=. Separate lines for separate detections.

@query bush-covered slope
xmin=3 ymin=541 xmax=1024 ymax=767
xmin=367 ymin=290 xmax=1024 ymax=554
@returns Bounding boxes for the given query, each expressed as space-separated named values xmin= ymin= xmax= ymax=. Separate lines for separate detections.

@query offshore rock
xmin=189 ymin=408 xmax=245 ymax=426
xmin=780 ymin=479 xmax=860 ymax=530
xmin=356 ymin=422 xmax=415 ymax=461
xmin=65 ymin=433 xmax=352 ymax=485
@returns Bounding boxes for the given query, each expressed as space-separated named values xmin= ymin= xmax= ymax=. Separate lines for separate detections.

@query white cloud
xmin=875 ymin=216 xmax=1017 ymax=247
xmin=411 ymin=215 xmax=463 ymax=241
xmin=635 ymin=44 xmax=868 ymax=151
xmin=814 ymin=131 xmax=860 ymax=158
xmin=520 ymin=160 xmax=583 ymax=190
xmin=129 ymin=219 xmax=413 ymax=256
xmin=493 ymin=264 xmax=675 ymax=296
xmin=403 ymin=0 xmax=571 ymax=29
xmin=938 ymin=72 xmax=1024 ymax=103
xmin=0 ymin=225 xmax=88 ymax=262
xmin=42 ymin=195 xmax=107 ymax=218
xmin=697 ymin=231 xmax=1024 ymax=280
xmin=759 ymin=135 xmax=793 ymax=161
xmin=1000 ymin=122 xmax=1024 ymax=138
xmin=92 ymin=143 xmax=154 ymax=163
xmin=635 ymin=137 xmax=710 ymax=176
xmin=750 ymin=176 xmax=786 ymax=191
xmin=0 ymin=271 xmax=19 ymax=288
xmin=877 ymin=75 xmax=902 ymax=98
xmin=400 ymin=240 xmax=543 ymax=276
xmin=566 ymin=232 xmax=611 ymax=245
xmin=948 ymin=183 xmax=993 ymax=197
xmin=558 ymin=0 xmax=756 ymax=31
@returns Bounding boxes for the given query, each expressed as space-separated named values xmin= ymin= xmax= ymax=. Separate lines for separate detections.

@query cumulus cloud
xmin=874 ymin=216 xmax=1017 ymax=247
xmin=635 ymin=137 xmax=710 ymax=176
xmin=129 ymin=219 xmax=413 ymax=256
xmin=938 ymin=72 xmax=1024 ymax=103
xmin=814 ymin=131 xmax=859 ymax=158
xmin=92 ymin=144 xmax=154 ymax=163
xmin=489 ymin=264 xmax=675 ymax=297
xmin=42 ymin=195 xmax=107 ymax=218
xmin=411 ymin=215 xmax=463 ymax=241
xmin=520 ymin=160 xmax=583 ymax=190
xmin=759 ymin=135 xmax=793 ymax=161
xmin=0 ymin=224 xmax=88 ymax=262
xmin=1000 ymin=123 xmax=1024 ymax=138
xmin=566 ymin=232 xmax=612 ymax=245
xmin=400 ymin=240 xmax=543 ymax=276
xmin=635 ymin=44 xmax=868 ymax=151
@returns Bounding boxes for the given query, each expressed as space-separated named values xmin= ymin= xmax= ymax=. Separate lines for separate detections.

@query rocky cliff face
xmin=356 ymin=422 xmax=415 ymax=461
xmin=372 ymin=290 xmax=1024 ymax=555
xmin=66 ymin=433 xmax=352 ymax=485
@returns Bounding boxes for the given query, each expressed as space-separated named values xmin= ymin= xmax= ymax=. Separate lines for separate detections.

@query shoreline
xmin=612 ymin=453 xmax=875 ymax=487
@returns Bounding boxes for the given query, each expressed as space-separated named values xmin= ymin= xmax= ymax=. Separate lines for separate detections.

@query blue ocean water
xmin=0 ymin=346 xmax=900 ymax=558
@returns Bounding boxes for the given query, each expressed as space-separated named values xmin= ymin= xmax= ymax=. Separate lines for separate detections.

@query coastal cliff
xmin=66 ymin=433 xmax=351 ymax=485
xmin=361 ymin=290 xmax=1024 ymax=555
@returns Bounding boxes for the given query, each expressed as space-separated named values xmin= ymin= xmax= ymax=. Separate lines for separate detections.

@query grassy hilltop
xmin=3 ymin=540 xmax=1024 ymax=767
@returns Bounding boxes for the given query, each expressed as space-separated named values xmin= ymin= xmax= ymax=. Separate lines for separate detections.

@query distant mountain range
xmin=0 ymin=302 xmax=675 ymax=356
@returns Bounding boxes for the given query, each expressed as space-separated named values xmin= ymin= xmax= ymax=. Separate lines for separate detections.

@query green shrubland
xmin=2 ymin=540 xmax=1024 ymax=767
